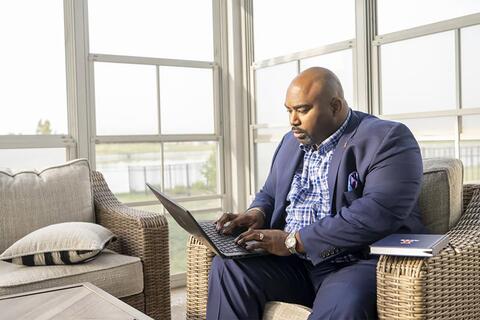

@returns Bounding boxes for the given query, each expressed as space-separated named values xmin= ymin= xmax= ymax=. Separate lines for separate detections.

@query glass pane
xmin=461 ymin=115 xmax=480 ymax=139
xmin=418 ymin=141 xmax=455 ymax=159
xmin=300 ymin=50 xmax=354 ymax=106
xmin=88 ymin=0 xmax=213 ymax=61
xmin=0 ymin=148 xmax=66 ymax=171
xmin=255 ymin=62 xmax=297 ymax=125
xmin=160 ymin=67 xmax=214 ymax=134
xmin=380 ymin=32 xmax=456 ymax=115
xmin=253 ymin=0 xmax=355 ymax=61
xmin=460 ymin=141 xmax=480 ymax=183
xmin=461 ymin=25 xmax=480 ymax=108
xmin=254 ymin=126 xmax=289 ymax=144
xmin=95 ymin=143 xmax=162 ymax=203
xmin=138 ymin=199 xmax=222 ymax=275
xmin=461 ymin=115 xmax=480 ymax=183
xmin=163 ymin=142 xmax=218 ymax=197
xmin=255 ymin=142 xmax=278 ymax=191
xmin=94 ymin=63 xmax=158 ymax=135
xmin=0 ymin=1 xmax=67 ymax=135
xmin=253 ymin=126 xmax=287 ymax=191
xmin=399 ymin=117 xmax=456 ymax=141
xmin=378 ymin=0 xmax=480 ymax=34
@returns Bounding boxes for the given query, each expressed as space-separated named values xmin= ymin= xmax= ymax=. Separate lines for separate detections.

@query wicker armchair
xmin=186 ymin=160 xmax=480 ymax=319
xmin=92 ymin=171 xmax=171 ymax=320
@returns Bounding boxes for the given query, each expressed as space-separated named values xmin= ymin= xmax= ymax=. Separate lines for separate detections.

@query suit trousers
xmin=206 ymin=254 xmax=378 ymax=320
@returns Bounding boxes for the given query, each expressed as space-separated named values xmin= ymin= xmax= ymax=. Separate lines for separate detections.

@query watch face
xmin=286 ymin=236 xmax=296 ymax=248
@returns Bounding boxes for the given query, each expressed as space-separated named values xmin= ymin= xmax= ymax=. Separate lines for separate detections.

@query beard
xmin=291 ymin=127 xmax=313 ymax=145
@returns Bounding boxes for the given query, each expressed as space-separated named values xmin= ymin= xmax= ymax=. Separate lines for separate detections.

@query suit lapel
xmin=327 ymin=111 xmax=361 ymax=213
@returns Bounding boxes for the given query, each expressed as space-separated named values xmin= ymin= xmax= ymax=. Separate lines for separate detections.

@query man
xmin=208 ymin=67 xmax=426 ymax=319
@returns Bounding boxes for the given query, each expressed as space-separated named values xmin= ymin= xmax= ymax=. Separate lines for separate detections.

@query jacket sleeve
xmin=248 ymin=134 xmax=287 ymax=228
xmin=299 ymin=123 xmax=423 ymax=265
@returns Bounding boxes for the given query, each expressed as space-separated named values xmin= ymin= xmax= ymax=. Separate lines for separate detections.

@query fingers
xmin=245 ymin=240 xmax=264 ymax=251
xmin=235 ymin=228 xmax=266 ymax=245
xmin=215 ymin=212 xmax=236 ymax=231
xmin=216 ymin=212 xmax=248 ymax=235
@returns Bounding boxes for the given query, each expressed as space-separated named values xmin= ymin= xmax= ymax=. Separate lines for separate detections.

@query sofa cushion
xmin=420 ymin=158 xmax=463 ymax=234
xmin=0 ymin=159 xmax=94 ymax=253
xmin=0 ymin=222 xmax=115 ymax=266
xmin=0 ymin=250 xmax=143 ymax=299
xmin=263 ymin=301 xmax=311 ymax=320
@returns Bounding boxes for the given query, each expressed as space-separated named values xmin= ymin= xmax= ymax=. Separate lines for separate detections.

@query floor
xmin=171 ymin=286 xmax=187 ymax=320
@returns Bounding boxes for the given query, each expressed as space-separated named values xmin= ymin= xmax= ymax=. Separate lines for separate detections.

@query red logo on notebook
xmin=400 ymin=239 xmax=419 ymax=245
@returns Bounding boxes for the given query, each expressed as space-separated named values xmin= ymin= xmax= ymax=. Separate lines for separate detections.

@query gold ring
xmin=259 ymin=232 xmax=264 ymax=241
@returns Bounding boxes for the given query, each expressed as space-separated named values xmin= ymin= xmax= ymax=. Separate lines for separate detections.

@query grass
xmin=166 ymin=212 xmax=219 ymax=273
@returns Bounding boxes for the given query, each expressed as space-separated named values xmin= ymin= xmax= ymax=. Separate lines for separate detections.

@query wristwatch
xmin=285 ymin=231 xmax=298 ymax=254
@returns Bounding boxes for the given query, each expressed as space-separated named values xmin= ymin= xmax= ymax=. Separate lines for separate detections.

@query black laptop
xmin=146 ymin=183 xmax=268 ymax=259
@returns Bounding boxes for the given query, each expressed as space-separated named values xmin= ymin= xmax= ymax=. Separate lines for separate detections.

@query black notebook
xmin=369 ymin=234 xmax=449 ymax=257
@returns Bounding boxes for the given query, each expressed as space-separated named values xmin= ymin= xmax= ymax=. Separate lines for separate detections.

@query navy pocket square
xmin=347 ymin=171 xmax=360 ymax=192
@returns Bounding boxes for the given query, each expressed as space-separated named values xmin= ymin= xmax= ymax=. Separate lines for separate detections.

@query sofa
xmin=0 ymin=159 xmax=170 ymax=320
xmin=186 ymin=158 xmax=480 ymax=319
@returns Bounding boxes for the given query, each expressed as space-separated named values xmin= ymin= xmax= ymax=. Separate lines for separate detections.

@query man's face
xmin=284 ymin=82 xmax=336 ymax=145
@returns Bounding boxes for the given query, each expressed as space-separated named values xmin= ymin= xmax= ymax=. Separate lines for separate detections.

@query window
xmin=0 ymin=1 xmax=69 ymax=169
xmin=255 ymin=62 xmax=297 ymax=126
xmin=461 ymin=115 xmax=480 ymax=182
xmin=461 ymin=25 xmax=480 ymax=109
xmin=300 ymin=50 xmax=354 ymax=108
xmin=0 ymin=148 xmax=66 ymax=171
xmin=88 ymin=0 xmax=213 ymax=60
xmin=374 ymin=2 xmax=480 ymax=184
xmin=88 ymin=0 xmax=222 ymax=276
xmin=253 ymin=0 xmax=355 ymax=61
xmin=377 ymin=0 xmax=480 ymax=34
xmin=249 ymin=0 xmax=356 ymax=194
xmin=159 ymin=67 xmax=215 ymax=134
xmin=380 ymin=32 xmax=456 ymax=115
xmin=94 ymin=63 xmax=158 ymax=135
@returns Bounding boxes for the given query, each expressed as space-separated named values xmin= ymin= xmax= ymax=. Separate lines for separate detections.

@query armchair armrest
xmin=377 ymin=186 xmax=480 ymax=320
xmin=186 ymin=236 xmax=215 ymax=320
xmin=92 ymin=171 xmax=171 ymax=320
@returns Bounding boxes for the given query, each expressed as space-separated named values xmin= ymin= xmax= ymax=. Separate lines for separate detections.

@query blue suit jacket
xmin=249 ymin=110 xmax=427 ymax=265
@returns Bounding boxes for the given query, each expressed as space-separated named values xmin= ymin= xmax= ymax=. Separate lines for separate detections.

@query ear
xmin=329 ymin=97 xmax=343 ymax=115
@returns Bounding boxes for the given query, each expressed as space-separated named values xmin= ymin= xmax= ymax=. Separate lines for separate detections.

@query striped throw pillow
xmin=0 ymin=222 xmax=116 ymax=266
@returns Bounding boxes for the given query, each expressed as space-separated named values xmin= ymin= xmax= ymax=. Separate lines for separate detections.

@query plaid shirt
xmin=284 ymin=110 xmax=351 ymax=233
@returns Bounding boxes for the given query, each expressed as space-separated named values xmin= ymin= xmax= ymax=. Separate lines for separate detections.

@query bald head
xmin=284 ymin=67 xmax=350 ymax=145
xmin=288 ymin=67 xmax=346 ymax=107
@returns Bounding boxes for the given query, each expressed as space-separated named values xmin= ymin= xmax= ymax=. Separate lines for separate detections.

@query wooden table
xmin=0 ymin=282 xmax=153 ymax=320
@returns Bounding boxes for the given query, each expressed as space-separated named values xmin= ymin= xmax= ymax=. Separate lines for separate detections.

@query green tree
xmin=201 ymin=153 xmax=217 ymax=190
xmin=36 ymin=119 xmax=52 ymax=135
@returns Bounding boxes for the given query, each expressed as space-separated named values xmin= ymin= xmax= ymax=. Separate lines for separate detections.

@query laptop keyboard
xmin=199 ymin=221 xmax=249 ymax=255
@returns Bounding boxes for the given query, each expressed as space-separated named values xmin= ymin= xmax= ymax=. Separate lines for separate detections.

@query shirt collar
xmin=300 ymin=109 xmax=352 ymax=154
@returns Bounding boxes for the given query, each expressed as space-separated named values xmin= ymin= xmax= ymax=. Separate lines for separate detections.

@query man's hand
xmin=235 ymin=229 xmax=291 ymax=256
xmin=215 ymin=209 xmax=265 ymax=235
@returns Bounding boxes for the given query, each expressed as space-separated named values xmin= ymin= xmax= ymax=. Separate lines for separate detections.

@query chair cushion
xmin=263 ymin=301 xmax=311 ymax=320
xmin=0 ymin=250 xmax=143 ymax=299
xmin=0 ymin=222 xmax=116 ymax=266
xmin=420 ymin=158 xmax=463 ymax=234
xmin=0 ymin=159 xmax=95 ymax=253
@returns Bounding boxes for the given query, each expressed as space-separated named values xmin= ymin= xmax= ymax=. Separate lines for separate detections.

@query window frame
xmin=83 ymin=0 xmax=229 ymax=282
xmin=371 ymin=5 xmax=480 ymax=159
xmin=0 ymin=0 xmax=77 ymax=163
